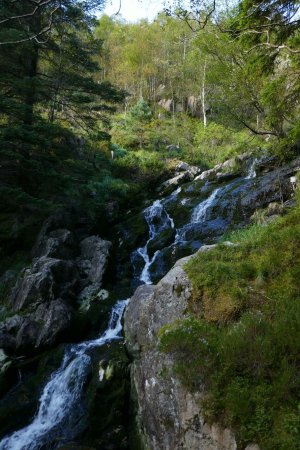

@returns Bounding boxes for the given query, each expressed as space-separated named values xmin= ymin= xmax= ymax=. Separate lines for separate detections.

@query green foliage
xmin=110 ymin=110 xmax=198 ymax=162
xmin=111 ymin=143 xmax=128 ymax=158
xmin=194 ymin=122 xmax=262 ymax=166
xmin=160 ymin=204 xmax=300 ymax=449
xmin=97 ymin=7 xmax=300 ymax=151
xmin=85 ymin=175 xmax=129 ymax=208
xmin=0 ymin=0 xmax=128 ymax=270
xmin=114 ymin=150 xmax=166 ymax=184
xmin=130 ymin=99 xmax=152 ymax=122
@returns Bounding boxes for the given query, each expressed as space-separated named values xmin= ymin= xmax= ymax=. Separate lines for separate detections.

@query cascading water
xmin=0 ymin=153 xmax=286 ymax=448
xmin=175 ymin=187 xmax=224 ymax=244
xmin=246 ymin=157 xmax=259 ymax=179
xmin=0 ymin=300 xmax=128 ymax=450
xmin=134 ymin=199 xmax=175 ymax=284
xmin=132 ymin=156 xmax=264 ymax=284
xmin=191 ymin=187 xmax=222 ymax=223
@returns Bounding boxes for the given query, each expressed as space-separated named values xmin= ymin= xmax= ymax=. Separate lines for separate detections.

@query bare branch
xmin=0 ymin=5 xmax=59 ymax=45
xmin=247 ymin=42 xmax=300 ymax=54
xmin=0 ymin=0 xmax=55 ymax=25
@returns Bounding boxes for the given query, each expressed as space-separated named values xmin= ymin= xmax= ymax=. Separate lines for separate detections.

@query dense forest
xmin=1 ymin=0 xmax=299 ymax=270
xmin=0 ymin=0 xmax=300 ymax=449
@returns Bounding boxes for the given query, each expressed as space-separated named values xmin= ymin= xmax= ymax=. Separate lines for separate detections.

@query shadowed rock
xmin=10 ymin=257 xmax=78 ymax=311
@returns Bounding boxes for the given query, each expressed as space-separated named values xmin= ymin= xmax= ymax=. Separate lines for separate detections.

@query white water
xmin=0 ymin=300 xmax=128 ymax=450
xmin=136 ymin=199 xmax=174 ymax=284
xmin=191 ymin=187 xmax=222 ymax=223
xmin=246 ymin=158 xmax=259 ymax=179
xmin=174 ymin=186 xmax=227 ymax=243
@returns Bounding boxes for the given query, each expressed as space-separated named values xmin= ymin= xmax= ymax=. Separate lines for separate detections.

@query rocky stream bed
xmin=0 ymin=153 xmax=299 ymax=449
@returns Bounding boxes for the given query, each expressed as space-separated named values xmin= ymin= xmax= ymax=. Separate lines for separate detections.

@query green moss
xmin=160 ymin=204 xmax=300 ymax=449
xmin=83 ymin=341 xmax=130 ymax=448
xmin=147 ymin=228 xmax=176 ymax=257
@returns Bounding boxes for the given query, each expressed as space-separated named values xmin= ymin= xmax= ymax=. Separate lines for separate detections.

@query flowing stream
xmin=134 ymin=200 xmax=174 ymax=284
xmin=246 ymin=157 xmax=259 ymax=179
xmin=0 ymin=300 xmax=128 ymax=450
xmin=132 ymin=158 xmax=260 ymax=282
xmin=0 ymin=157 xmax=261 ymax=448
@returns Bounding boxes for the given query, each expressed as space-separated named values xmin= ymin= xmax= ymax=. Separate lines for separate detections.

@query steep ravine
xmin=0 ymin=153 xmax=299 ymax=449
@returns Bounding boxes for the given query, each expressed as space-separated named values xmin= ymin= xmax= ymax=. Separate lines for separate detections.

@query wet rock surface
xmin=126 ymin=156 xmax=300 ymax=284
xmin=122 ymin=154 xmax=294 ymax=450
xmin=0 ymin=153 xmax=295 ymax=449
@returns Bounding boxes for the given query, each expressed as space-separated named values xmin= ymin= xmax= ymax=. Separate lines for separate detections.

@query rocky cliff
xmin=125 ymin=248 xmax=261 ymax=450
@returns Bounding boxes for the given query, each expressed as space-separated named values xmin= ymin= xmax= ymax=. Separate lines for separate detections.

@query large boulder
xmin=6 ymin=226 xmax=112 ymax=353
xmin=159 ymin=161 xmax=202 ymax=196
xmin=77 ymin=236 xmax=112 ymax=303
xmin=78 ymin=236 xmax=112 ymax=285
xmin=125 ymin=252 xmax=259 ymax=450
xmin=33 ymin=229 xmax=76 ymax=260
xmin=195 ymin=157 xmax=243 ymax=182
xmin=16 ymin=299 xmax=72 ymax=350
xmin=10 ymin=257 xmax=78 ymax=311
xmin=175 ymin=161 xmax=202 ymax=177
xmin=160 ymin=172 xmax=193 ymax=195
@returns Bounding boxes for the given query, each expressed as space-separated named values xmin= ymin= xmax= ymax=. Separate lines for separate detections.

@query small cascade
xmin=134 ymin=199 xmax=175 ymax=284
xmin=174 ymin=187 xmax=222 ymax=244
xmin=0 ymin=300 xmax=128 ymax=450
xmin=246 ymin=158 xmax=259 ymax=179
xmin=191 ymin=187 xmax=222 ymax=223
xmin=163 ymin=186 xmax=181 ymax=204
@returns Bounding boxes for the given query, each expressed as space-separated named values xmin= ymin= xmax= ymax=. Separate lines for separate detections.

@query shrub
xmin=194 ymin=122 xmax=262 ymax=167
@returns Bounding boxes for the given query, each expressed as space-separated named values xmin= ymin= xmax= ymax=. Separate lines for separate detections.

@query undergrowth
xmin=160 ymin=202 xmax=300 ymax=449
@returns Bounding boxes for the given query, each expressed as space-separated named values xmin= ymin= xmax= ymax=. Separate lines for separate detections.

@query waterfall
xmin=246 ymin=158 xmax=259 ymax=179
xmin=191 ymin=187 xmax=222 ymax=223
xmin=135 ymin=199 xmax=175 ymax=284
xmin=174 ymin=187 xmax=222 ymax=244
xmin=0 ymin=300 xmax=128 ymax=450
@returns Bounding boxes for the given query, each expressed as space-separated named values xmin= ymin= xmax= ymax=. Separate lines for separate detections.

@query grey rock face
xmin=160 ymin=172 xmax=194 ymax=194
xmin=4 ymin=228 xmax=112 ymax=353
xmin=15 ymin=299 xmax=72 ymax=349
xmin=176 ymin=161 xmax=202 ymax=177
xmin=125 ymin=258 xmax=215 ymax=450
xmin=195 ymin=157 xmax=242 ymax=182
xmin=77 ymin=236 xmax=112 ymax=303
xmin=33 ymin=229 xmax=75 ymax=260
xmin=158 ymin=161 xmax=202 ymax=196
xmin=125 ymin=255 xmax=260 ymax=450
xmin=10 ymin=257 xmax=78 ymax=311
xmin=78 ymin=236 xmax=111 ymax=284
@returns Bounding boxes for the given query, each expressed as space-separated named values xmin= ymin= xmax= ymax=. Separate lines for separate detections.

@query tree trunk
xmin=23 ymin=44 xmax=38 ymax=126
xmin=201 ymin=59 xmax=207 ymax=128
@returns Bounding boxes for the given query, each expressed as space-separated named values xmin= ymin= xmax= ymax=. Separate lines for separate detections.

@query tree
xmin=233 ymin=0 xmax=300 ymax=54
xmin=0 ymin=0 xmax=127 ymax=259
xmin=0 ymin=0 xmax=125 ymax=131
xmin=0 ymin=0 xmax=106 ymax=45
xmin=164 ymin=0 xmax=300 ymax=139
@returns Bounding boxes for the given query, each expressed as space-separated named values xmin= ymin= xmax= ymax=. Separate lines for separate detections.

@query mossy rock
xmin=81 ymin=341 xmax=130 ymax=448
xmin=116 ymin=212 xmax=148 ymax=259
xmin=147 ymin=228 xmax=176 ymax=257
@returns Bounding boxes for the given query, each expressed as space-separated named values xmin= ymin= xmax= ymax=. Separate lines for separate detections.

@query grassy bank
xmin=160 ymin=201 xmax=300 ymax=449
